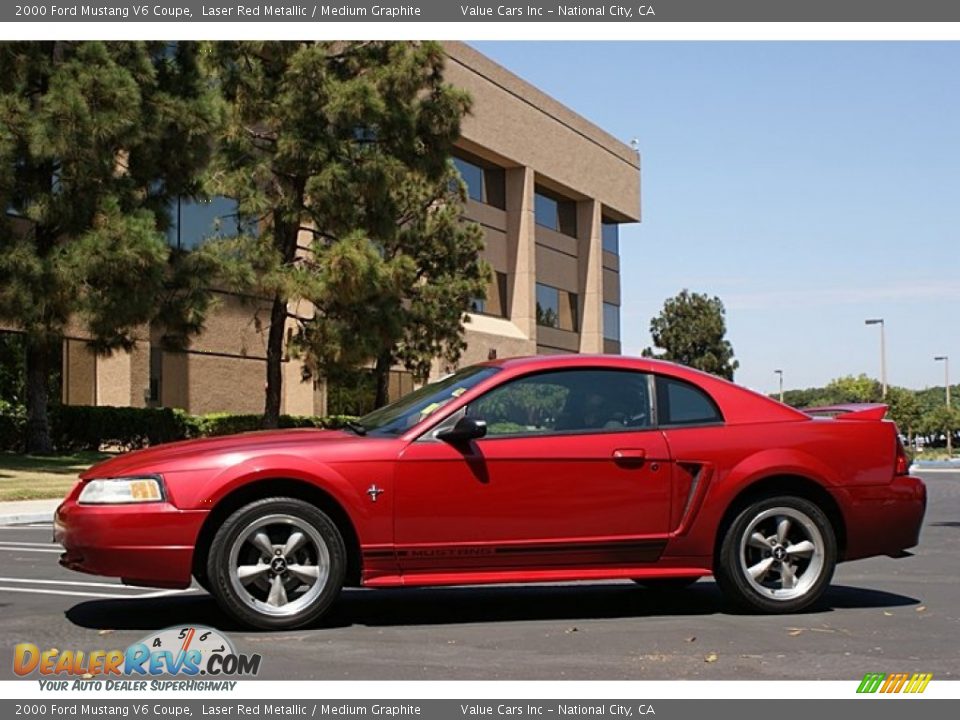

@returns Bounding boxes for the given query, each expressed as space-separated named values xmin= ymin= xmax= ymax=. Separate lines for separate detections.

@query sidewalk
xmin=0 ymin=498 xmax=60 ymax=526
xmin=912 ymin=459 xmax=960 ymax=470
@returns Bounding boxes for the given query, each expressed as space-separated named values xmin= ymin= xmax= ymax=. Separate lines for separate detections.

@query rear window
xmin=656 ymin=377 xmax=723 ymax=426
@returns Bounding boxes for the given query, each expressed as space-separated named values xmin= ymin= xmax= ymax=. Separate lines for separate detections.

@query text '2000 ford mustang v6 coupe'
xmin=55 ymin=355 xmax=926 ymax=629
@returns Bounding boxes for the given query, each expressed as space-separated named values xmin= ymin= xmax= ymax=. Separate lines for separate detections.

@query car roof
xmin=482 ymin=354 xmax=704 ymax=379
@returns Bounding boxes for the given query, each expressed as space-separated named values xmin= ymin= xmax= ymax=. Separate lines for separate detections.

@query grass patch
xmin=0 ymin=451 xmax=112 ymax=501
xmin=914 ymin=449 xmax=960 ymax=461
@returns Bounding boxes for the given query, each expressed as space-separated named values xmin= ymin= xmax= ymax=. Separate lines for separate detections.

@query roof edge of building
xmin=442 ymin=41 xmax=640 ymax=171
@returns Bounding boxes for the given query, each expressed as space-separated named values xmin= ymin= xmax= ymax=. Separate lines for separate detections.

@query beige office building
xmin=18 ymin=42 xmax=641 ymax=416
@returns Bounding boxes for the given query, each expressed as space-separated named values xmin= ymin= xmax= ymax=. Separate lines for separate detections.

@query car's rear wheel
xmin=632 ymin=576 xmax=701 ymax=590
xmin=715 ymin=495 xmax=836 ymax=613
xmin=207 ymin=497 xmax=346 ymax=630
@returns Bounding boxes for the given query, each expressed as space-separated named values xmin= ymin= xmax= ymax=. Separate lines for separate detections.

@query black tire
xmin=715 ymin=495 xmax=836 ymax=613
xmin=206 ymin=497 xmax=346 ymax=630
xmin=632 ymin=577 xmax=701 ymax=590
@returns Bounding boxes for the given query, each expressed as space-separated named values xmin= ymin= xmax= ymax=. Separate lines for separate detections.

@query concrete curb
xmin=0 ymin=511 xmax=55 ymax=526
xmin=0 ymin=499 xmax=60 ymax=527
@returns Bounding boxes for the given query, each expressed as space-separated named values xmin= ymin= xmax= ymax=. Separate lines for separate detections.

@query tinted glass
xmin=358 ymin=365 xmax=499 ymax=436
xmin=471 ymin=271 xmax=507 ymax=317
xmin=657 ymin=377 xmax=723 ymax=426
xmin=603 ymin=303 xmax=620 ymax=341
xmin=534 ymin=192 xmax=559 ymax=231
xmin=468 ymin=369 xmax=652 ymax=437
xmin=453 ymin=156 xmax=485 ymax=203
xmin=536 ymin=283 xmax=560 ymax=327
xmin=168 ymin=196 xmax=242 ymax=250
xmin=602 ymin=222 xmax=619 ymax=254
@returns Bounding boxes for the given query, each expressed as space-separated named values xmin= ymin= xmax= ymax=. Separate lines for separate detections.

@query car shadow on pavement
xmin=65 ymin=581 xmax=920 ymax=633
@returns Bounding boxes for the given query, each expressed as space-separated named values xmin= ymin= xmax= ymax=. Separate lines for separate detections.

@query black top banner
xmin=5 ymin=0 xmax=960 ymax=23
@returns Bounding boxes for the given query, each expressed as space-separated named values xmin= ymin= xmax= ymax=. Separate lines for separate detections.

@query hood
xmin=80 ymin=428 xmax=362 ymax=479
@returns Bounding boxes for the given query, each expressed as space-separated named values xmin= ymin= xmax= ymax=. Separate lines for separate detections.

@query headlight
xmin=78 ymin=476 xmax=164 ymax=505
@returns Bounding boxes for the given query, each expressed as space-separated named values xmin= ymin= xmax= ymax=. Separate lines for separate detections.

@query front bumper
xmin=54 ymin=499 xmax=207 ymax=589
xmin=837 ymin=475 xmax=927 ymax=561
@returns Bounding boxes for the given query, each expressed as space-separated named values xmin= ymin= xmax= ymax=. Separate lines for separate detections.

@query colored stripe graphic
xmin=857 ymin=672 xmax=932 ymax=694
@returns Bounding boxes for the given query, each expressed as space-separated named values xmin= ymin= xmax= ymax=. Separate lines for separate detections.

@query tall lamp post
xmin=774 ymin=369 xmax=784 ymax=403
xmin=865 ymin=318 xmax=887 ymax=398
xmin=935 ymin=355 xmax=951 ymax=455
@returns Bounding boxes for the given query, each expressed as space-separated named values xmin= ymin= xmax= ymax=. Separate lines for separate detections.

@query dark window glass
xmin=603 ymin=303 xmax=620 ymax=341
xmin=536 ymin=283 xmax=559 ymax=327
xmin=468 ymin=369 xmax=652 ymax=437
xmin=602 ymin=222 xmax=619 ymax=254
xmin=534 ymin=192 xmax=559 ymax=231
xmin=452 ymin=153 xmax=505 ymax=209
xmin=536 ymin=283 xmax=578 ymax=331
xmin=656 ymin=377 xmax=723 ymax=426
xmin=535 ymin=188 xmax=577 ymax=237
xmin=483 ymin=166 xmax=506 ymax=209
xmin=471 ymin=271 xmax=508 ymax=318
xmin=148 ymin=346 xmax=163 ymax=405
xmin=453 ymin=156 xmax=485 ymax=203
xmin=167 ymin=196 xmax=243 ymax=250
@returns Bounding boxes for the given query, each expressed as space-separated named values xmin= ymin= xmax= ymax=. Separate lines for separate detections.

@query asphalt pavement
xmin=1 ymin=470 xmax=957 ymax=681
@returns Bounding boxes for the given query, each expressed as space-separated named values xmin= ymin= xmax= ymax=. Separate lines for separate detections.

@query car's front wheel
xmin=206 ymin=497 xmax=346 ymax=629
xmin=715 ymin=495 xmax=836 ymax=613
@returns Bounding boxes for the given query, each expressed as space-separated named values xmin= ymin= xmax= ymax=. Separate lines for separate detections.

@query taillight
xmin=895 ymin=436 xmax=910 ymax=476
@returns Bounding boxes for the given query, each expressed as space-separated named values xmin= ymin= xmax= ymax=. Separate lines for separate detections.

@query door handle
xmin=613 ymin=448 xmax=647 ymax=464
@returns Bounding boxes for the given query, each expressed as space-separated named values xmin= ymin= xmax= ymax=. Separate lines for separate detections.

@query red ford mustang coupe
xmin=55 ymin=355 xmax=926 ymax=629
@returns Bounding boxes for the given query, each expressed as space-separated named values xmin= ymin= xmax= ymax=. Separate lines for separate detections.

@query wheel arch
xmin=192 ymin=478 xmax=363 ymax=588
xmin=713 ymin=474 xmax=847 ymax=565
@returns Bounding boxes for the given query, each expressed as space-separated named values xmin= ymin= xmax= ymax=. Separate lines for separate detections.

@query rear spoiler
xmin=802 ymin=403 xmax=889 ymax=421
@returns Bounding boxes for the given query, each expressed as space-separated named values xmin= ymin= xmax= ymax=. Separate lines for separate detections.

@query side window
xmin=656 ymin=377 xmax=723 ymax=426
xmin=468 ymin=370 xmax=652 ymax=437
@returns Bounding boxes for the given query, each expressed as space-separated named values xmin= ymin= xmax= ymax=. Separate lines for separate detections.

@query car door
xmin=394 ymin=368 xmax=673 ymax=574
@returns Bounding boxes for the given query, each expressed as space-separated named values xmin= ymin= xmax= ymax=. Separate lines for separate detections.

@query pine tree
xmin=642 ymin=289 xmax=739 ymax=380
xmin=0 ymin=42 xmax=222 ymax=452
xmin=205 ymin=41 xmax=487 ymax=422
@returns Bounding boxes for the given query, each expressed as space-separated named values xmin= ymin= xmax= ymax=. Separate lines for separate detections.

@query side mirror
xmin=436 ymin=416 xmax=487 ymax=443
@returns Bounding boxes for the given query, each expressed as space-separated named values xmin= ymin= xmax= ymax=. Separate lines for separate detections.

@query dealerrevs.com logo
xmin=857 ymin=672 xmax=933 ymax=694
xmin=14 ymin=626 xmax=261 ymax=688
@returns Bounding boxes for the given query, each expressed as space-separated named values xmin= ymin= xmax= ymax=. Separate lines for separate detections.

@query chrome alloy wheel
xmin=738 ymin=506 xmax=825 ymax=601
xmin=227 ymin=513 xmax=330 ymax=617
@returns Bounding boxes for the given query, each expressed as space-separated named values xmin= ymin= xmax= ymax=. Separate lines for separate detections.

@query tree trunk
xmin=24 ymin=336 xmax=54 ymax=454
xmin=374 ymin=351 xmax=392 ymax=409
xmin=262 ymin=198 xmax=304 ymax=430
xmin=262 ymin=293 xmax=287 ymax=429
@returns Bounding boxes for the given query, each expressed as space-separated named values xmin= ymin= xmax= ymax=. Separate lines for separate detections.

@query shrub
xmin=1 ymin=403 xmax=357 ymax=452
xmin=0 ymin=400 xmax=25 ymax=452
xmin=51 ymin=405 xmax=192 ymax=452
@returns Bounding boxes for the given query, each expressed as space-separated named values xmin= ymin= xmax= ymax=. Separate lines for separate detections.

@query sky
xmin=471 ymin=41 xmax=960 ymax=395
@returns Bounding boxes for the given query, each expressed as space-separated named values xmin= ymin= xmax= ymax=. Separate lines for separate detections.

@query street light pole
xmin=865 ymin=319 xmax=887 ymax=398
xmin=935 ymin=355 xmax=951 ymax=455
xmin=774 ymin=369 xmax=784 ymax=403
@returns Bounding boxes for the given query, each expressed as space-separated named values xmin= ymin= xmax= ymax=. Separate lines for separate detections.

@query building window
xmin=167 ymin=196 xmax=243 ymax=250
xmin=454 ymin=156 xmax=485 ymax=203
xmin=535 ymin=187 xmax=577 ymax=237
xmin=148 ymin=346 xmax=163 ymax=405
xmin=536 ymin=282 xmax=578 ymax=332
xmin=471 ymin=271 xmax=508 ymax=318
xmin=603 ymin=303 xmax=620 ymax=342
xmin=452 ymin=152 xmax=506 ymax=209
xmin=602 ymin=221 xmax=619 ymax=254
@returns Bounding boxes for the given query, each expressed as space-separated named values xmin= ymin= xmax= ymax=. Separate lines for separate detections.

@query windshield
xmin=357 ymin=365 xmax=500 ymax=436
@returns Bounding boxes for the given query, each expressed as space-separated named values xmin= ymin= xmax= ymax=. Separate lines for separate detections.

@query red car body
xmin=55 ymin=355 xmax=925 ymax=624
